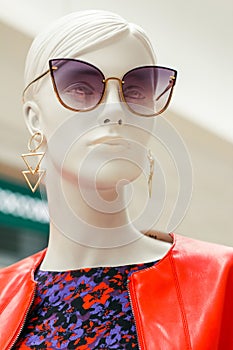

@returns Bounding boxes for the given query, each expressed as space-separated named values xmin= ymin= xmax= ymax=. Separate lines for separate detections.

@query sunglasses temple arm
xmin=22 ymin=69 xmax=50 ymax=103
xmin=155 ymin=81 xmax=174 ymax=102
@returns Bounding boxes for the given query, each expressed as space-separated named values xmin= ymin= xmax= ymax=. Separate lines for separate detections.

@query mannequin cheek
xmin=122 ymin=117 xmax=156 ymax=148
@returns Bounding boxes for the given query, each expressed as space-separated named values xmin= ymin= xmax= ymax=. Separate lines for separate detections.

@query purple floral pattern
xmin=14 ymin=261 xmax=157 ymax=349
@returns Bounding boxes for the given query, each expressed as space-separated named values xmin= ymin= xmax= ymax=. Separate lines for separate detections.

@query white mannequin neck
xmin=39 ymin=162 xmax=172 ymax=271
xmin=40 ymin=227 xmax=172 ymax=271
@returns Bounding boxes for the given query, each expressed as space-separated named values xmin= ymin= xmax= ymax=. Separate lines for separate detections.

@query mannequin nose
xmin=97 ymin=80 xmax=125 ymax=126
xmin=104 ymin=80 xmax=121 ymax=105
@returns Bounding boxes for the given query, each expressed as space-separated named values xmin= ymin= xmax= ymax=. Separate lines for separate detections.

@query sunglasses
xmin=23 ymin=58 xmax=177 ymax=117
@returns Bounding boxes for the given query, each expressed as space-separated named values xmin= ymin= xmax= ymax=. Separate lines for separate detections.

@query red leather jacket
xmin=0 ymin=233 xmax=233 ymax=350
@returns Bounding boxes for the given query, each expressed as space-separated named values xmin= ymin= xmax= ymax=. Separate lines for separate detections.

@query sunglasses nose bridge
xmin=103 ymin=77 xmax=123 ymax=104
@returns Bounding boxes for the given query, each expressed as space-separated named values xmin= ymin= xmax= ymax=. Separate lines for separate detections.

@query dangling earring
xmin=147 ymin=149 xmax=154 ymax=198
xmin=21 ymin=131 xmax=46 ymax=193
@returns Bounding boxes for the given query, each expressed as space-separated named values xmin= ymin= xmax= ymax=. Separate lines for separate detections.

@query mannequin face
xmin=26 ymin=33 xmax=156 ymax=193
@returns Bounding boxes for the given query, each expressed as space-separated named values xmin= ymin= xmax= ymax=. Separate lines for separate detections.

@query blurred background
xmin=0 ymin=0 xmax=232 ymax=266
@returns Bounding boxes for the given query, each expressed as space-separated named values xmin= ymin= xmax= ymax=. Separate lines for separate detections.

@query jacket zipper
xmin=127 ymin=277 xmax=142 ymax=350
xmin=127 ymin=263 xmax=159 ymax=350
xmin=7 ymin=283 xmax=36 ymax=349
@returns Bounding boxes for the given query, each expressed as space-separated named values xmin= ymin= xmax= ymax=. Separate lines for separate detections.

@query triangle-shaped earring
xmin=22 ymin=169 xmax=46 ymax=193
xmin=21 ymin=152 xmax=45 ymax=174
xmin=21 ymin=131 xmax=46 ymax=193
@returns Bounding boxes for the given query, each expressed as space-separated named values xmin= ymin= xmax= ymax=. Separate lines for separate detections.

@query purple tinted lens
xmin=122 ymin=66 xmax=176 ymax=116
xmin=49 ymin=59 xmax=105 ymax=111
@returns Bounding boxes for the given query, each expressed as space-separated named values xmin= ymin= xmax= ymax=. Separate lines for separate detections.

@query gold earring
xmin=21 ymin=131 xmax=46 ymax=193
xmin=147 ymin=149 xmax=154 ymax=198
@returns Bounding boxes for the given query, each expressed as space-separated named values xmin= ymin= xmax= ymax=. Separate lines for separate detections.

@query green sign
xmin=0 ymin=177 xmax=49 ymax=234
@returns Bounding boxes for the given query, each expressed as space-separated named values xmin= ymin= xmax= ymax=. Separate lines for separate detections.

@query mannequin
xmin=1 ymin=10 xmax=232 ymax=350
xmin=23 ymin=10 xmax=172 ymax=271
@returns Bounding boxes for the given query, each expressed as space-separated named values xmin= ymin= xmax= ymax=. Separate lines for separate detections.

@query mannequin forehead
xmin=76 ymin=33 xmax=156 ymax=77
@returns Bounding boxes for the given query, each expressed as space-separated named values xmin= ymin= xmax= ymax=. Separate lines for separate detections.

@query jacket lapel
xmin=0 ymin=250 xmax=46 ymax=349
xmin=128 ymin=239 xmax=192 ymax=350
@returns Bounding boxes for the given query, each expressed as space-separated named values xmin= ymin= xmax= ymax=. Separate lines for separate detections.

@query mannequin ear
xmin=23 ymin=101 xmax=43 ymax=135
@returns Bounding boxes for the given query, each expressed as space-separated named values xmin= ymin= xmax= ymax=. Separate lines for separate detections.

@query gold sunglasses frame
xmin=22 ymin=58 xmax=177 ymax=117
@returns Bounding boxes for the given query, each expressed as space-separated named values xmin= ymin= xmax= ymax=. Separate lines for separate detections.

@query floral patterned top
xmin=14 ymin=261 xmax=157 ymax=349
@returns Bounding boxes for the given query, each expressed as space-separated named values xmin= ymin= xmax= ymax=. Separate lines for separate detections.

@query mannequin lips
xmin=88 ymin=136 xmax=129 ymax=147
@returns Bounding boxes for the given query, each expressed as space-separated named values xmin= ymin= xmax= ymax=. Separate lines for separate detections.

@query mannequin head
xmin=22 ymin=10 xmax=176 ymax=198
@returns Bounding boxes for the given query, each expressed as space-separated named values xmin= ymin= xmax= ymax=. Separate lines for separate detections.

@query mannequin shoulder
xmin=175 ymin=233 xmax=233 ymax=261
xmin=143 ymin=229 xmax=233 ymax=263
